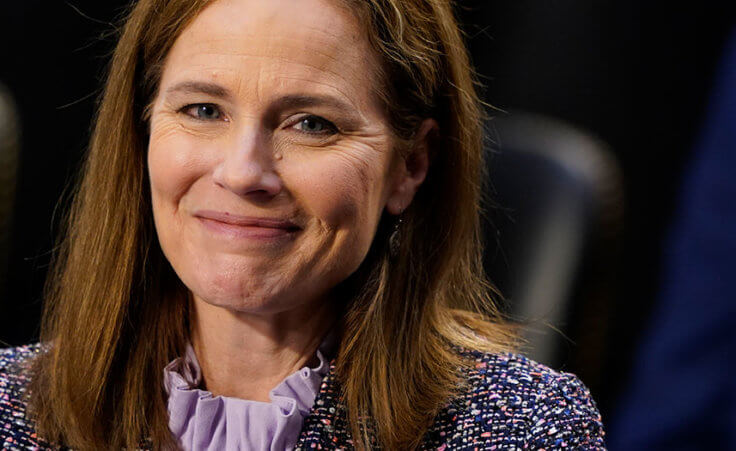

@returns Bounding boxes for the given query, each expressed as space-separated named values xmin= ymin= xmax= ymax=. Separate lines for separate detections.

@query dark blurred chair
xmin=482 ymin=112 xmax=623 ymax=391
xmin=0 ymin=82 xmax=20 ymax=301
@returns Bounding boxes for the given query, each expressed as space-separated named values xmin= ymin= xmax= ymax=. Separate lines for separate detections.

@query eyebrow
xmin=165 ymin=81 xmax=233 ymax=99
xmin=164 ymin=81 xmax=362 ymax=125
xmin=272 ymin=94 xmax=357 ymax=117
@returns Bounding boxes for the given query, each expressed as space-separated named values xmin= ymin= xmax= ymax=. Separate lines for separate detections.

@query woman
xmin=0 ymin=0 xmax=606 ymax=449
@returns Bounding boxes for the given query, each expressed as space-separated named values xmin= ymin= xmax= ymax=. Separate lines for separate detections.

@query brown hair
xmin=30 ymin=0 xmax=516 ymax=449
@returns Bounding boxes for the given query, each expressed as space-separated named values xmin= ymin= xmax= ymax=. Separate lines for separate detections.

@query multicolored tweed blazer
xmin=1 ymin=344 xmax=606 ymax=449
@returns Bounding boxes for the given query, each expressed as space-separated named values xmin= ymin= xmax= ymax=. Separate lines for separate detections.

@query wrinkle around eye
xmin=151 ymin=112 xmax=225 ymax=141
xmin=278 ymin=133 xmax=339 ymax=149
xmin=279 ymin=132 xmax=392 ymax=156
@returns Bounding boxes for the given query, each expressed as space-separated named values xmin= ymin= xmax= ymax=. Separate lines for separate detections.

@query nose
xmin=212 ymin=126 xmax=282 ymax=197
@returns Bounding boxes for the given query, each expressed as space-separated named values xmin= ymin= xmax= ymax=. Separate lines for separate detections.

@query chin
xmin=198 ymin=294 xmax=278 ymax=314
xmin=187 ymin=271 xmax=306 ymax=315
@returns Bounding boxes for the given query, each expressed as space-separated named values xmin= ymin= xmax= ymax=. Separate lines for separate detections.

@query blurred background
xmin=1 ymin=1 xmax=734 ymax=449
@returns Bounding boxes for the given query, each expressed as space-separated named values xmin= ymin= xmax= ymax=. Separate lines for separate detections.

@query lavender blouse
xmin=163 ymin=340 xmax=332 ymax=451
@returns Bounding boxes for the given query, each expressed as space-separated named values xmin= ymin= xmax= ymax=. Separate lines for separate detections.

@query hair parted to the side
xmin=29 ymin=0 xmax=516 ymax=449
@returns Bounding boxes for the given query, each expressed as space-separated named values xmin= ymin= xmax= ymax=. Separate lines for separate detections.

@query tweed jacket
xmin=0 ymin=344 xmax=606 ymax=450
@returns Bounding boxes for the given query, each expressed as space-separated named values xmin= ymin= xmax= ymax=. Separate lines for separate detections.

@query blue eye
xmin=183 ymin=104 xmax=221 ymax=120
xmin=296 ymin=116 xmax=335 ymax=134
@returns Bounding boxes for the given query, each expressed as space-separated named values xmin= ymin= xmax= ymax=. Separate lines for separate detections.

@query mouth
xmin=193 ymin=210 xmax=302 ymax=240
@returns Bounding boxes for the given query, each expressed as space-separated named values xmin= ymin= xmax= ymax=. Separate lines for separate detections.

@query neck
xmin=189 ymin=295 xmax=336 ymax=402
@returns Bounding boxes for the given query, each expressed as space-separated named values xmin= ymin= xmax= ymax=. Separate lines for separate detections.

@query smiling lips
xmin=193 ymin=210 xmax=301 ymax=239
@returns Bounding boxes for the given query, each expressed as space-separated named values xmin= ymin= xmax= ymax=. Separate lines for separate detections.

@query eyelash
xmin=179 ymin=103 xmax=338 ymax=136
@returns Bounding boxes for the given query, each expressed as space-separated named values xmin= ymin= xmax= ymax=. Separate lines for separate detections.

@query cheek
xmin=148 ymin=122 xmax=212 ymax=212
xmin=147 ymin=122 xmax=219 ymax=270
xmin=285 ymin=146 xmax=390 ymax=240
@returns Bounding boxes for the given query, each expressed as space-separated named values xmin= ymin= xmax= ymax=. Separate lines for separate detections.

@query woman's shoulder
xmin=1 ymin=341 xmax=43 ymax=366
xmin=425 ymin=348 xmax=606 ymax=449
xmin=0 ymin=343 xmax=47 ymax=450
xmin=459 ymin=348 xmax=597 ymax=401
xmin=1 ymin=342 xmax=42 ymax=386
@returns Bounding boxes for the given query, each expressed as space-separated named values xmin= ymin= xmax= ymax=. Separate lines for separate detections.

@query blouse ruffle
xmin=163 ymin=341 xmax=331 ymax=451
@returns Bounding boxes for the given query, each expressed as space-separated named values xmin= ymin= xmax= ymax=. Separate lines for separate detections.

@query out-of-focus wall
xmin=0 ymin=0 xmax=131 ymax=345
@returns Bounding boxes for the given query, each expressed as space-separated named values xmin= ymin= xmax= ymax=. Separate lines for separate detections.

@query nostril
xmin=212 ymin=165 xmax=282 ymax=197
xmin=249 ymin=189 xmax=274 ymax=197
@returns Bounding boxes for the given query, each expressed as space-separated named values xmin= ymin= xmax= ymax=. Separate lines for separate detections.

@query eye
xmin=181 ymin=103 xmax=222 ymax=121
xmin=293 ymin=115 xmax=336 ymax=135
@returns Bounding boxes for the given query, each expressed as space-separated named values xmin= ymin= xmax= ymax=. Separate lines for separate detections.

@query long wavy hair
xmin=29 ymin=0 xmax=516 ymax=449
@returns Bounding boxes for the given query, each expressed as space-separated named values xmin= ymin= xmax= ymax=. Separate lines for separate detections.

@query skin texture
xmin=147 ymin=0 xmax=433 ymax=401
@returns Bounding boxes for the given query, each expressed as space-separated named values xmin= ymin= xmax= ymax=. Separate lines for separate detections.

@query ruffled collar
xmin=163 ymin=337 xmax=334 ymax=451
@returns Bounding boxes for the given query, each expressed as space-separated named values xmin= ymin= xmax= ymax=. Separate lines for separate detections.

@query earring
xmin=389 ymin=214 xmax=403 ymax=258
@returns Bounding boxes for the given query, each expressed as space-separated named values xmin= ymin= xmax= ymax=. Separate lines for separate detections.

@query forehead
xmin=160 ymin=0 xmax=380 ymax=109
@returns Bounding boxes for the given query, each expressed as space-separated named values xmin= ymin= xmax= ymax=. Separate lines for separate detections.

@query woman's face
xmin=148 ymin=0 xmax=427 ymax=314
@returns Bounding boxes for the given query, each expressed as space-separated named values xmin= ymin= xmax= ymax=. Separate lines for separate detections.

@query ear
xmin=385 ymin=118 xmax=438 ymax=215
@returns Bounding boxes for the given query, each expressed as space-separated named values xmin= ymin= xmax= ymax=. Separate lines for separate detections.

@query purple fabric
xmin=163 ymin=341 xmax=332 ymax=451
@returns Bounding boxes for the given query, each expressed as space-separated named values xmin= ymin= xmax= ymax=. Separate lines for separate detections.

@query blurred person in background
xmin=608 ymin=26 xmax=736 ymax=451
xmin=0 ymin=0 xmax=605 ymax=449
